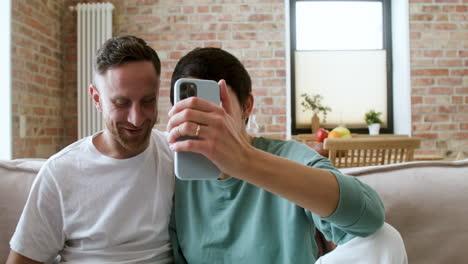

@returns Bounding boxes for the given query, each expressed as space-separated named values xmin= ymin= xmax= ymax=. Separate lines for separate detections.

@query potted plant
xmin=300 ymin=93 xmax=332 ymax=133
xmin=364 ymin=109 xmax=383 ymax=135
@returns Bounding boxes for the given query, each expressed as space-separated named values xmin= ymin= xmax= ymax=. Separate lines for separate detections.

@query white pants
xmin=316 ymin=223 xmax=408 ymax=264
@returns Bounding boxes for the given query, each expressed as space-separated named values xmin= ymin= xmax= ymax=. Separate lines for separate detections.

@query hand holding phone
xmin=173 ymin=78 xmax=221 ymax=180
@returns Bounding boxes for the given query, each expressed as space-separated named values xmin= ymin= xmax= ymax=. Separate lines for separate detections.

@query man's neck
xmin=93 ymin=130 xmax=148 ymax=159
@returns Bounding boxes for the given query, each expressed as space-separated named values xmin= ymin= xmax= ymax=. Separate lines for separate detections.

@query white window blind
xmin=293 ymin=1 xmax=389 ymax=130
xmin=295 ymin=50 xmax=388 ymax=128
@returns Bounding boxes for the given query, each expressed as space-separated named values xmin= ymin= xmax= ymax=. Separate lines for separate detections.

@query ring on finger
xmin=195 ymin=124 xmax=201 ymax=137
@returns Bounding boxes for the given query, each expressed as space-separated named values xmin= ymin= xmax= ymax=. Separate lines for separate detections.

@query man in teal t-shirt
xmin=166 ymin=48 xmax=407 ymax=264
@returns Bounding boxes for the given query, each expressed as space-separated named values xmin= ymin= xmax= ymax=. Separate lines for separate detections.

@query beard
xmin=106 ymin=117 xmax=156 ymax=154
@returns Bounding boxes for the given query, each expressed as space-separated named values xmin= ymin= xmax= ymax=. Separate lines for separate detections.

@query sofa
xmin=1 ymin=158 xmax=468 ymax=263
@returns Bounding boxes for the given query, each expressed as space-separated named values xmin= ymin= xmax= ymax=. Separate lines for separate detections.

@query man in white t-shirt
xmin=7 ymin=36 xmax=175 ymax=264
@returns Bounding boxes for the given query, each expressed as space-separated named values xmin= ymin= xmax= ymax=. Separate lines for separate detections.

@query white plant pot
xmin=368 ymin=123 xmax=380 ymax=135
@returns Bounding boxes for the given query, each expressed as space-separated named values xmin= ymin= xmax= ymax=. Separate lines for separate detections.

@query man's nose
xmin=128 ymin=104 xmax=145 ymax=127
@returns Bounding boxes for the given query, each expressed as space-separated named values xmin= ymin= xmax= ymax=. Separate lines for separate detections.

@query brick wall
xmin=12 ymin=0 xmax=466 ymax=159
xmin=61 ymin=0 xmax=287 ymax=151
xmin=409 ymin=0 xmax=467 ymax=158
xmin=11 ymin=0 xmax=65 ymax=158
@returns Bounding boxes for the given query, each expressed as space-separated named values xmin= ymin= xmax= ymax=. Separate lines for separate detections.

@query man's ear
xmin=242 ymin=93 xmax=254 ymax=119
xmin=218 ymin=79 xmax=233 ymax=115
xmin=89 ymin=84 xmax=102 ymax=112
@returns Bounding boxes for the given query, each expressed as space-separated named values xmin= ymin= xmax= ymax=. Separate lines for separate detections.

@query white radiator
xmin=71 ymin=3 xmax=114 ymax=139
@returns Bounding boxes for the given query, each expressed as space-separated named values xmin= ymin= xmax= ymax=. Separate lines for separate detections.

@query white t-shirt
xmin=10 ymin=130 xmax=175 ymax=264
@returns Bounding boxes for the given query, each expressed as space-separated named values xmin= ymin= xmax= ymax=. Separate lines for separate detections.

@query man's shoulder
xmin=255 ymin=137 xmax=307 ymax=153
xmin=150 ymin=129 xmax=171 ymax=153
xmin=41 ymin=137 xmax=90 ymax=172
xmin=53 ymin=137 xmax=89 ymax=158
xmin=255 ymin=137 xmax=325 ymax=165
xmin=151 ymin=129 xmax=168 ymax=141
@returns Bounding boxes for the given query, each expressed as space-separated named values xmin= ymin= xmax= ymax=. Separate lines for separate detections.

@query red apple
xmin=315 ymin=128 xmax=329 ymax=143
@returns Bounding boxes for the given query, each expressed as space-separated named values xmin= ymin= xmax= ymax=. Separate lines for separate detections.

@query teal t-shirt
xmin=170 ymin=137 xmax=384 ymax=264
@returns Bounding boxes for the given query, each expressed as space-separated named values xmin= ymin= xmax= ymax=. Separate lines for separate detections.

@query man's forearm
xmin=233 ymin=147 xmax=340 ymax=218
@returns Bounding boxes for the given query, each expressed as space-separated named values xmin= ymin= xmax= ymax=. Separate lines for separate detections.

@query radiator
xmin=71 ymin=3 xmax=114 ymax=139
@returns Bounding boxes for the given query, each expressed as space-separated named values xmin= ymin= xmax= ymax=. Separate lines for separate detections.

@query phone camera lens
xmin=187 ymin=84 xmax=197 ymax=97
xmin=180 ymin=82 xmax=197 ymax=100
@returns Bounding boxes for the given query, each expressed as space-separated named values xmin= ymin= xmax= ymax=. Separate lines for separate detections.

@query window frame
xmin=289 ymin=0 xmax=394 ymax=135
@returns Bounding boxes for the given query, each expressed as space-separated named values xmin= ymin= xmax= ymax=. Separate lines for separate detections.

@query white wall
xmin=0 ymin=0 xmax=12 ymax=159
xmin=285 ymin=0 xmax=292 ymax=138
xmin=392 ymin=0 xmax=412 ymax=135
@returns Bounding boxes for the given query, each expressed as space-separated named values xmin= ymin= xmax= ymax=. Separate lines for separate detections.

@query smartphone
xmin=173 ymin=78 xmax=221 ymax=180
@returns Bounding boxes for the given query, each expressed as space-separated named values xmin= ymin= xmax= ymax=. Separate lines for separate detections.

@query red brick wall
xmin=409 ymin=0 xmax=467 ymax=157
xmin=11 ymin=0 xmax=65 ymax=158
xmin=12 ymin=0 xmax=466 ymax=159
xmin=61 ymin=0 xmax=287 ymax=151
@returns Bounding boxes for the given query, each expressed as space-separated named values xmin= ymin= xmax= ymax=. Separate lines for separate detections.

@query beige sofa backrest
xmin=341 ymin=159 xmax=468 ymax=264
xmin=1 ymin=158 xmax=467 ymax=263
xmin=0 ymin=159 xmax=46 ymax=262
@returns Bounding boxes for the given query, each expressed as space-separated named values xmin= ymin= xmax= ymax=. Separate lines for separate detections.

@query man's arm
xmin=9 ymin=163 xmax=64 ymax=263
xmin=167 ymin=80 xmax=384 ymax=226
xmin=166 ymin=80 xmax=340 ymax=217
xmin=6 ymin=250 xmax=42 ymax=264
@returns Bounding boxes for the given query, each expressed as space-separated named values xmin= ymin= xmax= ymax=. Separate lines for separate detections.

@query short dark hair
xmin=94 ymin=35 xmax=161 ymax=77
xmin=170 ymin=47 xmax=252 ymax=106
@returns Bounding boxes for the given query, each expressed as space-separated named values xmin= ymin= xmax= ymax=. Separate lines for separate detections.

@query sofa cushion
xmin=0 ymin=159 xmax=45 ymax=262
xmin=341 ymin=159 xmax=468 ymax=264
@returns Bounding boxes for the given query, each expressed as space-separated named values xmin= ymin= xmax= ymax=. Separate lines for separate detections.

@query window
xmin=290 ymin=0 xmax=393 ymax=134
xmin=0 ymin=0 xmax=11 ymax=159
